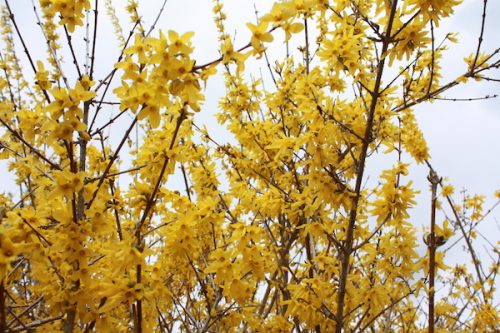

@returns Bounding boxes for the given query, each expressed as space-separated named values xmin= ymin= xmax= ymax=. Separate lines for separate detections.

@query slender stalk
xmin=63 ymin=25 xmax=82 ymax=79
xmin=90 ymin=0 xmax=99 ymax=80
xmin=0 ymin=282 xmax=6 ymax=332
xmin=4 ymin=0 xmax=51 ymax=102
xmin=0 ymin=119 xmax=60 ymax=170
xmin=11 ymin=316 xmax=64 ymax=332
xmin=426 ymin=161 xmax=486 ymax=302
xmin=135 ymin=264 xmax=142 ymax=333
xmin=334 ymin=1 xmax=399 ymax=332
xmin=427 ymin=170 xmax=440 ymax=333
xmin=471 ymin=0 xmax=488 ymax=72
xmin=133 ymin=107 xmax=187 ymax=333
xmin=63 ymin=87 xmax=92 ymax=333
xmin=86 ymin=116 xmax=138 ymax=210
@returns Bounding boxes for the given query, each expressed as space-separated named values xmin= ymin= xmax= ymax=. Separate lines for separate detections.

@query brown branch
xmin=0 ymin=282 xmax=5 ymax=333
xmin=6 ymin=296 xmax=44 ymax=328
xmin=335 ymin=1 xmax=399 ymax=331
xmin=63 ymin=24 xmax=82 ymax=78
xmin=427 ymin=169 xmax=440 ymax=333
xmin=10 ymin=315 xmax=64 ymax=332
xmin=20 ymin=216 xmax=52 ymax=246
xmin=427 ymin=20 xmax=436 ymax=95
xmin=430 ymin=94 xmax=497 ymax=102
xmin=86 ymin=115 xmax=138 ymax=210
xmin=475 ymin=76 xmax=500 ymax=82
xmin=89 ymin=0 xmax=99 ymax=79
xmin=0 ymin=119 xmax=60 ymax=170
xmin=4 ymin=0 xmax=51 ymax=103
xmin=135 ymin=107 xmax=186 ymax=237
xmin=133 ymin=107 xmax=188 ymax=333
xmin=180 ymin=164 xmax=192 ymax=202
xmin=470 ymin=0 xmax=488 ymax=72
xmin=193 ymin=26 xmax=279 ymax=71
xmin=425 ymin=160 xmax=486 ymax=302
xmin=86 ymin=165 xmax=144 ymax=182
xmin=5 ymin=306 xmax=30 ymax=332
xmin=145 ymin=0 xmax=168 ymax=37
xmin=89 ymin=109 xmax=129 ymax=136
xmin=89 ymin=20 xmax=139 ymax=132
xmin=357 ymin=288 xmax=415 ymax=332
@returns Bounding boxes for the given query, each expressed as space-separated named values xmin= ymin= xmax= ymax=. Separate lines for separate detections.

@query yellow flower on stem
xmin=35 ymin=61 xmax=52 ymax=90
xmin=138 ymin=104 xmax=161 ymax=128
xmin=246 ymin=21 xmax=274 ymax=54
xmin=125 ymin=34 xmax=149 ymax=65
xmin=70 ymin=80 xmax=96 ymax=102
xmin=220 ymin=38 xmax=249 ymax=72
xmin=167 ymin=30 xmax=194 ymax=56
xmin=51 ymin=170 xmax=85 ymax=198
xmin=0 ymin=234 xmax=19 ymax=279
xmin=0 ymin=234 xmax=18 ymax=263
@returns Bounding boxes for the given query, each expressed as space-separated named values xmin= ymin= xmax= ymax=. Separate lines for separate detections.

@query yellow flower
xmin=115 ymin=57 xmax=140 ymax=80
xmin=441 ymin=184 xmax=454 ymax=197
xmin=226 ymin=278 xmax=252 ymax=303
xmin=167 ymin=30 xmax=194 ymax=56
xmin=51 ymin=170 xmax=85 ymax=198
xmin=0 ymin=234 xmax=18 ymax=263
xmin=35 ymin=61 xmax=52 ymax=90
xmin=79 ymin=75 xmax=95 ymax=90
xmin=246 ymin=22 xmax=274 ymax=54
xmin=51 ymin=122 xmax=75 ymax=141
xmin=390 ymin=18 xmax=430 ymax=63
xmin=262 ymin=2 xmax=296 ymax=25
xmin=281 ymin=21 xmax=304 ymax=41
xmin=47 ymin=88 xmax=72 ymax=117
xmin=70 ymin=79 xmax=96 ymax=102
xmin=408 ymin=0 xmax=461 ymax=22
xmin=138 ymin=104 xmax=161 ymax=128
xmin=0 ymin=234 xmax=19 ymax=279
xmin=435 ymin=220 xmax=454 ymax=242
xmin=464 ymin=52 xmax=490 ymax=73
xmin=125 ymin=34 xmax=149 ymax=64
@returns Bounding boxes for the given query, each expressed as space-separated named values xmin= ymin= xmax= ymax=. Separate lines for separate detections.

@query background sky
xmin=3 ymin=0 xmax=499 ymax=278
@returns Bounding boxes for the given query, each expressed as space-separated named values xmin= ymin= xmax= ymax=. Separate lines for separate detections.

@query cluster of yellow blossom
xmin=0 ymin=0 xmax=497 ymax=331
xmin=39 ymin=0 xmax=91 ymax=32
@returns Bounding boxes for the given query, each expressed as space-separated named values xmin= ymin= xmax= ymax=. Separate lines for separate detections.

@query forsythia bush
xmin=0 ymin=0 xmax=498 ymax=332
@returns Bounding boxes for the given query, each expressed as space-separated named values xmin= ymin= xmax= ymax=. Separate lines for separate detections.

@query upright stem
xmin=304 ymin=18 xmax=310 ymax=74
xmin=426 ymin=161 xmax=486 ymax=302
xmin=89 ymin=0 xmax=99 ymax=80
xmin=0 ymin=281 xmax=6 ymax=332
xmin=64 ymin=136 xmax=79 ymax=333
xmin=133 ymin=107 xmax=187 ymax=333
xmin=63 ymin=92 xmax=91 ymax=333
xmin=135 ymin=264 xmax=142 ymax=333
xmin=427 ymin=170 xmax=440 ymax=333
xmin=334 ymin=1 xmax=399 ymax=332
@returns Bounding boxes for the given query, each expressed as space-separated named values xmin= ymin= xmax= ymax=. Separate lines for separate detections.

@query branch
xmin=4 ymin=0 xmax=51 ymax=103
xmin=10 ymin=315 xmax=64 ymax=332
xmin=427 ymin=169 xmax=440 ymax=333
xmin=470 ymin=0 xmax=488 ymax=72
xmin=0 ymin=119 xmax=60 ymax=170
xmin=335 ymin=1 xmax=400 ymax=331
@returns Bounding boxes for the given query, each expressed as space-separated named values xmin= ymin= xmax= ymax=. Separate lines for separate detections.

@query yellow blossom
xmin=51 ymin=171 xmax=85 ymax=198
